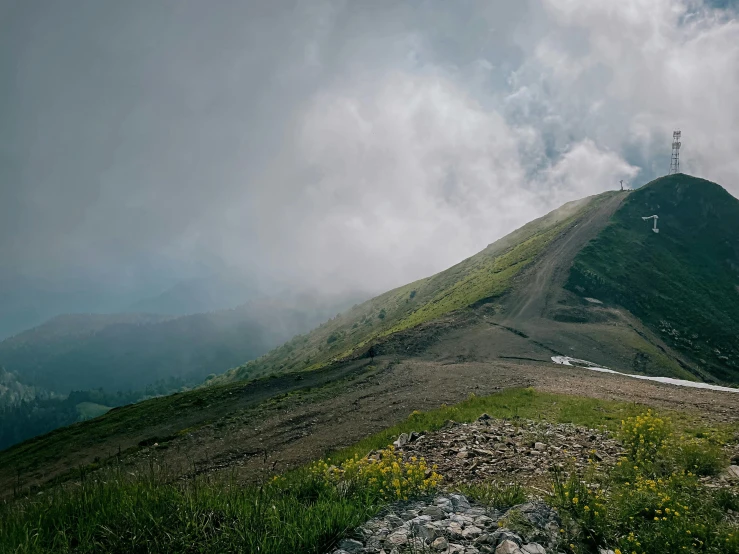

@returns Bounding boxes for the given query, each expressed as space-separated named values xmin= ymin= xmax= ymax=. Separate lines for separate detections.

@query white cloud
xmin=237 ymin=70 xmax=639 ymax=293
xmin=3 ymin=0 xmax=738 ymax=310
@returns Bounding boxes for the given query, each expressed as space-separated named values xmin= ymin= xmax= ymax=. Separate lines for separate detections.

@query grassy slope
xmin=215 ymin=193 xmax=615 ymax=384
xmin=567 ymin=174 xmax=739 ymax=383
xmin=2 ymin=388 xmax=735 ymax=554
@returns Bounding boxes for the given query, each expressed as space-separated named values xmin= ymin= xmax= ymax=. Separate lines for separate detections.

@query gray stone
xmin=387 ymin=529 xmax=409 ymax=546
xmin=474 ymin=515 xmax=495 ymax=528
xmin=393 ymin=433 xmax=409 ymax=448
xmin=410 ymin=522 xmax=437 ymax=542
xmin=450 ymin=494 xmax=472 ymax=510
xmin=450 ymin=514 xmax=467 ymax=525
xmin=473 ymin=533 xmax=493 ymax=546
xmin=491 ymin=530 xmax=522 ymax=547
xmin=338 ymin=539 xmax=364 ymax=553
xmin=431 ymin=536 xmax=449 ymax=551
xmin=466 ymin=507 xmax=487 ymax=517
xmin=534 ymin=442 xmax=546 ymax=451
xmin=448 ymin=521 xmax=465 ymax=539
xmin=522 ymin=544 xmax=546 ymax=554
xmin=384 ymin=514 xmax=405 ymax=529
xmin=726 ymin=465 xmax=739 ymax=480
xmin=421 ymin=505 xmax=446 ymax=520
xmin=495 ymin=540 xmax=523 ymax=554
xmin=462 ymin=525 xmax=483 ymax=539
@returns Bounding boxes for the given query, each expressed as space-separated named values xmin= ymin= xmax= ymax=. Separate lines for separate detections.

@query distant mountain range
xmin=0 ymin=291 xmax=366 ymax=393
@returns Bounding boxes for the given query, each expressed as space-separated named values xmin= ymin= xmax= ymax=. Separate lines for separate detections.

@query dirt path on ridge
xmin=502 ymin=193 xmax=626 ymax=324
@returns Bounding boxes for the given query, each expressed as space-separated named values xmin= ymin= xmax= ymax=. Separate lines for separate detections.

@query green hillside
xmin=567 ymin=174 xmax=739 ymax=382
xmin=215 ymin=192 xmax=619 ymax=384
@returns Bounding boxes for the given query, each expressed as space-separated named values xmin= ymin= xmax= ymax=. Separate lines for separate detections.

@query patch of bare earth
xmin=124 ymin=358 xmax=739 ymax=486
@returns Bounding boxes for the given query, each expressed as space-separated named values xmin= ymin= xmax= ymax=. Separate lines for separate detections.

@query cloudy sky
xmin=1 ymin=0 xmax=738 ymax=335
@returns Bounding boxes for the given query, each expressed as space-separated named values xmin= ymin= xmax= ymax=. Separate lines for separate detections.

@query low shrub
xmin=310 ymin=446 xmax=441 ymax=501
xmin=674 ymin=437 xmax=727 ymax=476
xmin=619 ymin=409 xmax=670 ymax=463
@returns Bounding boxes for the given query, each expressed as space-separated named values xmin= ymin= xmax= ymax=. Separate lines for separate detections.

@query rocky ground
xmin=330 ymin=416 xmax=739 ymax=554
xmin=390 ymin=415 xmax=623 ymax=488
xmin=331 ymin=493 xmax=559 ymax=554
xmin=329 ymin=416 xmax=623 ymax=554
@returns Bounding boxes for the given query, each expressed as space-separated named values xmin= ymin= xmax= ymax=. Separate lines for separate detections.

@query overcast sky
xmin=1 ymin=0 xmax=738 ymax=332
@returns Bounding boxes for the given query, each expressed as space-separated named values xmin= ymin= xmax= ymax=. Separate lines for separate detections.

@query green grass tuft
xmin=457 ymin=480 xmax=527 ymax=510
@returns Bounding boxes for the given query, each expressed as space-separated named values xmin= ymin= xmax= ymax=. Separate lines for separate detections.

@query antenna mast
xmin=669 ymin=130 xmax=681 ymax=175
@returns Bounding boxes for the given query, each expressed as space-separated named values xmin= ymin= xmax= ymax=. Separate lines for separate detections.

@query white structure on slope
xmin=642 ymin=215 xmax=659 ymax=233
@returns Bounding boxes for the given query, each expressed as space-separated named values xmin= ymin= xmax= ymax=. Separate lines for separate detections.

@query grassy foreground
xmin=553 ymin=410 xmax=739 ymax=553
xmin=1 ymin=388 xmax=736 ymax=553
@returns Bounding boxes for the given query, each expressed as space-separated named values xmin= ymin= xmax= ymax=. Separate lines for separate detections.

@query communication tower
xmin=669 ymin=130 xmax=681 ymax=175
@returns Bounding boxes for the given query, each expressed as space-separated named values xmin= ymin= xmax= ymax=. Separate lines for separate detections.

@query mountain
xmin=0 ymin=293 xmax=364 ymax=393
xmin=212 ymin=191 xmax=620 ymax=383
xmin=215 ymin=173 xmax=739 ymax=386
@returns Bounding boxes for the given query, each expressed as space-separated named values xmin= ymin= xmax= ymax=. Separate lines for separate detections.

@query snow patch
xmin=583 ymin=297 xmax=603 ymax=304
xmin=551 ymin=356 xmax=739 ymax=393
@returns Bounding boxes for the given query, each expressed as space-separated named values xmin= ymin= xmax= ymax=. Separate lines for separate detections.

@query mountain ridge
xmin=214 ymin=174 xmax=739 ymax=387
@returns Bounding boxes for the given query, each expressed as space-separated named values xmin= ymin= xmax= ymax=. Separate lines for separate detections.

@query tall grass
xmin=0 ymin=464 xmax=381 ymax=554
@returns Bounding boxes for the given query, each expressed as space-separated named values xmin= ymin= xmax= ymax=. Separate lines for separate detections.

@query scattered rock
xmin=393 ymin=433 xmax=409 ymax=448
xmin=496 ymin=540 xmax=523 ymax=554
xmin=462 ymin=525 xmax=483 ymax=538
xmin=726 ymin=465 xmax=739 ymax=480
xmin=330 ymin=417 xmax=629 ymax=554
xmin=329 ymin=494 xmax=560 ymax=554
xmin=421 ymin=505 xmax=446 ymax=520
xmin=393 ymin=418 xmax=624 ymax=487
xmin=431 ymin=537 xmax=449 ymax=551
xmin=338 ymin=538 xmax=364 ymax=553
